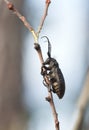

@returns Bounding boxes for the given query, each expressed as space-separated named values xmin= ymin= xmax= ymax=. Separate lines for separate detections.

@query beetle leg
xmin=43 ymin=79 xmax=48 ymax=87
xmin=43 ymin=79 xmax=51 ymax=91
xmin=48 ymin=86 xmax=52 ymax=92
xmin=42 ymin=76 xmax=52 ymax=92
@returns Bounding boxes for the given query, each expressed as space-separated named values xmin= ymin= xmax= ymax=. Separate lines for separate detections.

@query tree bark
xmin=0 ymin=1 xmax=28 ymax=130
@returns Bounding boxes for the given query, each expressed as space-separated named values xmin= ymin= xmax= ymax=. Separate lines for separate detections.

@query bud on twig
xmin=7 ymin=2 xmax=14 ymax=10
xmin=46 ymin=0 xmax=51 ymax=4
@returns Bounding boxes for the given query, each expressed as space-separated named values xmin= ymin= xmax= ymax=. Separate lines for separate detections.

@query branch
xmin=72 ymin=69 xmax=89 ymax=130
xmin=34 ymin=43 xmax=60 ymax=130
xmin=37 ymin=0 xmax=51 ymax=36
xmin=46 ymin=92 xmax=59 ymax=130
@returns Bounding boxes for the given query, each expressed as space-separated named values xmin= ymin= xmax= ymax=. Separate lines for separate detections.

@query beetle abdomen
xmin=50 ymin=67 xmax=65 ymax=99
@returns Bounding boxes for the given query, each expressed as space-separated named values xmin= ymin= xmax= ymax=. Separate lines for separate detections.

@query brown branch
xmin=34 ymin=43 xmax=59 ymax=130
xmin=72 ymin=69 xmax=89 ymax=130
xmin=46 ymin=92 xmax=59 ymax=130
xmin=37 ymin=0 xmax=51 ymax=36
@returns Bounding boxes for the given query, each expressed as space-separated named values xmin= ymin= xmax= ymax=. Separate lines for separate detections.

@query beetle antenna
xmin=41 ymin=36 xmax=51 ymax=58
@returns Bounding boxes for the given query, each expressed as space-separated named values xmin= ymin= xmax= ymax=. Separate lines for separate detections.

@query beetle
xmin=41 ymin=36 xmax=65 ymax=99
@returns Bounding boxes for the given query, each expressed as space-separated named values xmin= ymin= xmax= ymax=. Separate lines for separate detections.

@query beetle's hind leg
xmin=43 ymin=79 xmax=48 ymax=87
xmin=42 ymin=78 xmax=52 ymax=92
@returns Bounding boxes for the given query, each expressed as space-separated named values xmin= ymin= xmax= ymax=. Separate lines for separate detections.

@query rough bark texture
xmin=0 ymin=1 xmax=28 ymax=130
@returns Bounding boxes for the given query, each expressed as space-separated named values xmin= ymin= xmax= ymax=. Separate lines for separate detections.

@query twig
xmin=72 ymin=69 xmax=89 ymax=130
xmin=34 ymin=43 xmax=59 ymax=130
xmin=46 ymin=92 xmax=59 ymax=130
xmin=37 ymin=0 xmax=51 ymax=37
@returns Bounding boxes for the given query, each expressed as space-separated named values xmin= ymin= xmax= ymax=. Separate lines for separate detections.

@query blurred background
xmin=0 ymin=0 xmax=89 ymax=130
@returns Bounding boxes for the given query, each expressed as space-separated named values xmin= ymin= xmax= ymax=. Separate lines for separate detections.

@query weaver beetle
xmin=41 ymin=36 xmax=65 ymax=99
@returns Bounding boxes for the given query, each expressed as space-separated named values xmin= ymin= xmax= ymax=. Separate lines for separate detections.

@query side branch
xmin=37 ymin=0 xmax=51 ymax=36
xmin=34 ymin=43 xmax=59 ymax=130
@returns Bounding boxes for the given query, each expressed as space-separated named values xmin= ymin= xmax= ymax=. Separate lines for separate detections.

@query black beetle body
xmin=41 ymin=57 xmax=65 ymax=99
xmin=41 ymin=36 xmax=65 ymax=99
